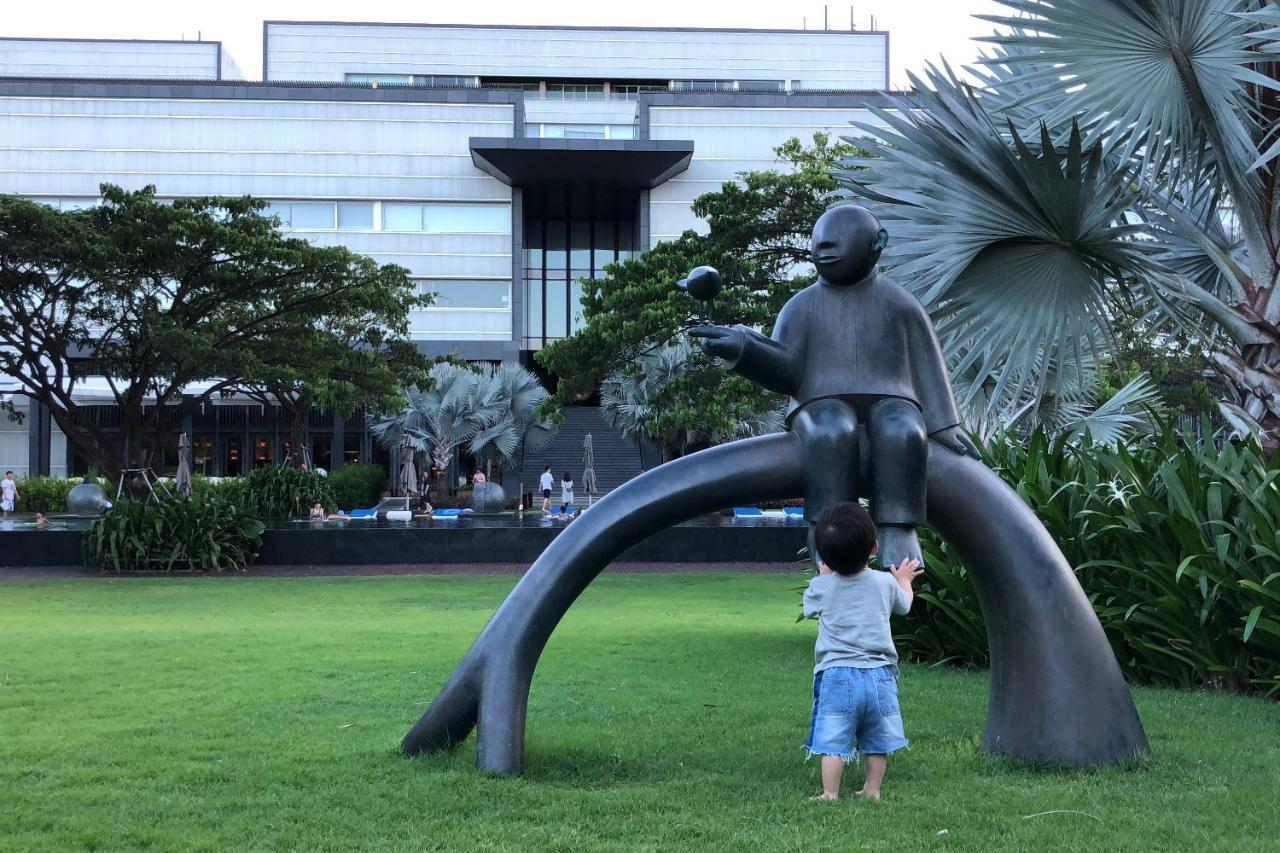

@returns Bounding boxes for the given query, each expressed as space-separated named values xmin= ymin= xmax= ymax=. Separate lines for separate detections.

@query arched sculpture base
xmin=401 ymin=433 xmax=1148 ymax=774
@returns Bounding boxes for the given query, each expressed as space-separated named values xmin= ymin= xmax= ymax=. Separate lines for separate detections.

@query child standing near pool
xmin=1 ymin=471 xmax=17 ymax=517
xmin=802 ymin=501 xmax=921 ymax=801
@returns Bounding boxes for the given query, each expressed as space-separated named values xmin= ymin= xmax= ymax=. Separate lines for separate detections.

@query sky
xmin=2 ymin=0 xmax=1011 ymax=88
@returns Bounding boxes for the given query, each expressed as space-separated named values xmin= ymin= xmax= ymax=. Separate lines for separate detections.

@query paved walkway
xmin=0 ymin=562 xmax=797 ymax=581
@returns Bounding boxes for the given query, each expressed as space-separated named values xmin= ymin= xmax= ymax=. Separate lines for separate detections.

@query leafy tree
xmin=537 ymin=134 xmax=860 ymax=451
xmin=0 ymin=185 xmax=424 ymax=480
xmin=841 ymin=1 xmax=1280 ymax=443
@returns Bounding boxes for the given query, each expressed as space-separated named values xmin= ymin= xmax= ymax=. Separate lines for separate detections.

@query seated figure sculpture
xmin=690 ymin=203 xmax=976 ymax=567
xmin=398 ymin=204 xmax=1149 ymax=777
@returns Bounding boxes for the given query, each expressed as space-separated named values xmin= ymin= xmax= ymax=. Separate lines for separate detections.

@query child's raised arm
xmin=802 ymin=570 xmax=831 ymax=619
xmin=888 ymin=558 xmax=923 ymax=614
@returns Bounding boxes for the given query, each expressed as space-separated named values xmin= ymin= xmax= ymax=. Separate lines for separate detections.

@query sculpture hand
xmin=687 ymin=325 xmax=746 ymax=362
xmin=930 ymin=425 xmax=981 ymax=458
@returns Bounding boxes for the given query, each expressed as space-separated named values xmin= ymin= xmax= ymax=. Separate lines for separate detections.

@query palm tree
xmin=601 ymin=340 xmax=786 ymax=459
xmin=840 ymin=1 xmax=1279 ymax=443
xmin=368 ymin=362 xmax=558 ymax=485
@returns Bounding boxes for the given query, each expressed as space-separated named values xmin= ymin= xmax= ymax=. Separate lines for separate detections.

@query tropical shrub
xmin=889 ymin=423 xmax=1280 ymax=698
xmin=84 ymin=493 xmax=265 ymax=572
xmin=242 ymin=466 xmax=333 ymax=518
xmin=327 ymin=462 xmax=387 ymax=512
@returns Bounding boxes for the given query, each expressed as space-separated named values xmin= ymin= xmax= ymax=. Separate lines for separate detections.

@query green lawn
xmin=1 ymin=573 xmax=1277 ymax=852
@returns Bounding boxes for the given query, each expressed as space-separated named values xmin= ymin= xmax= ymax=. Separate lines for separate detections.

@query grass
xmin=1 ymin=573 xmax=1277 ymax=852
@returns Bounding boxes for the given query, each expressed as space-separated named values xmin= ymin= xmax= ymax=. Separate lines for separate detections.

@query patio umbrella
xmin=399 ymin=435 xmax=418 ymax=502
xmin=581 ymin=433 xmax=598 ymax=507
xmin=175 ymin=433 xmax=193 ymax=497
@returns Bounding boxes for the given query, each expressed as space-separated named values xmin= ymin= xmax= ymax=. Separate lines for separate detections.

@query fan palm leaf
xmin=841 ymin=63 xmax=1156 ymax=416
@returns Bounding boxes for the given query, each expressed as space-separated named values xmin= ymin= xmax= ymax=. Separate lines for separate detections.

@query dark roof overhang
xmin=468 ymin=137 xmax=694 ymax=189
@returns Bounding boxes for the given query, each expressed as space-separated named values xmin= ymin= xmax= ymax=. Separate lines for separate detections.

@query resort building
xmin=0 ymin=22 xmax=892 ymax=482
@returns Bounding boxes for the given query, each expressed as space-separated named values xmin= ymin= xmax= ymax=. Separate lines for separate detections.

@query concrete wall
xmin=265 ymin=23 xmax=888 ymax=90
xmin=0 ymin=93 xmax=516 ymax=342
xmin=0 ymin=39 xmax=222 ymax=80
xmin=647 ymin=103 xmax=883 ymax=244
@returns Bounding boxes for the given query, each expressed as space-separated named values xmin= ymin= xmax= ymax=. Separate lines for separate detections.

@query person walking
xmin=539 ymin=466 xmax=554 ymax=514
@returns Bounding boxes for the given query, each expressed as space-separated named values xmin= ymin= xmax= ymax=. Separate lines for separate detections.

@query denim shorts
xmin=804 ymin=665 xmax=908 ymax=761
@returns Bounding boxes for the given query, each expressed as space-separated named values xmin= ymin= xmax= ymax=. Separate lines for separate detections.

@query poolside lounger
xmin=732 ymin=507 xmax=764 ymax=517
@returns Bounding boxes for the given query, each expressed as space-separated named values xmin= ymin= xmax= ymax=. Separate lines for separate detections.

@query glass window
xmin=593 ymin=220 xmax=615 ymax=275
xmin=411 ymin=75 xmax=474 ymax=87
xmin=563 ymin=125 xmax=606 ymax=139
xmin=545 ymin=221 xmax=567 ymax=270
xmin=674 ymin=80 xmax=735 ymax=92
xmin=346 ymin=73 xmax=413 ymax=85
xmin=289 ymin=202 xmax=335 ymax=229
xmin=542 ymin=124 xmax=565 ymax=138
xmin=570 ymin=280 xmax=586 ymax=332
xmin=420 ymin=281 xmax=511 ymax=309
xmin=525 ymin=279 xmax=544 ymax=339
xmin=525 ymin=218 xmax=543 ymax=270
xmin=252 ymin=436 xmax=272 ymax=469
xmin=607 ymin=124 xmax=636 ymax=140
xmin=337 ymin=202 xmax=374 ymax=230
xmin=570 ymin=220 xmax=591 ymax=269
xmin=546 ymin=83 xmax=604 ymax=100
xmin=422 ymin=204 xmax=509 ymax=233
xmin=265 ymin=202 xmax=291 ymax=226
xmin=343 ymin=434 xmax=362 ymax=465
xmin=739 ymin=80 xmax=785 ymax=92
xmin=382 ymin=203 xmax=422 ymax=231
xmin=224 ymin=436 xmax=242 ymax=477
xmin=546 ymin=280 xmax=568 ymax=339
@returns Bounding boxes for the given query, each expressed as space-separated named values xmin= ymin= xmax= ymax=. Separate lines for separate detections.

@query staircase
xmin=509 ymin=407 xmax=643 ymax=508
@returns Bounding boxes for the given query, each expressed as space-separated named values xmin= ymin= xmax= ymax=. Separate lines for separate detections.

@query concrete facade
xmin=0 ymin=23 xmax=893 ymax=478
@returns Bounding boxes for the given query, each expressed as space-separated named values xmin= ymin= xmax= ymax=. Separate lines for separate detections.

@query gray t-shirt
xmin=803 ymin=569 xmax=911 ymax=673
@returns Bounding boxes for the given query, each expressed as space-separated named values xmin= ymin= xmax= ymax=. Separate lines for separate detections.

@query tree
xmin=0 ymin=185 xmax=424 ymax=480
xmin=600 ymin=342 xmax=785 ymax=460
xmin=368 ymin=362 xmax=557 ymax=483
xmin=841 ymin=1 xmax=1280 ymax=443
xmin=537 ymin=134 xmax=859 ymax=449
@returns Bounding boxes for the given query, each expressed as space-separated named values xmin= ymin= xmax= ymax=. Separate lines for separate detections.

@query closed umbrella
xmin=175 ymin=433 xmax=193 ymax=497
xmin=399 ymin=435 xmax=418 ymax=505
xmin=581 ymin=433 xmax=598 ymax=507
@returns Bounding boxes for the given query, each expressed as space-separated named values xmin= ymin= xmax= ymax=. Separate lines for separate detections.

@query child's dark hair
xmin=813 ymin=502 xmax=877 ymax=575
xmin=563 ymin=472 xmax=572 ymax=481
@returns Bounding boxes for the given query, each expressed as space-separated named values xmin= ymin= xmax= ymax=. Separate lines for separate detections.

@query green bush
xmin=84 ymin=493 xmax=265 ymax=572
xmin=327 ymin=463 xmax=387 ymax=512
xmin=189 ymin=474 xmax=247 ymax=506
xmin=242 ymin=466 xmax=334 ymax=518
xmin=890 ymin=422 xmax=1280 ymax=698
xmin=15 ymin=477 xmax=79 ymax=513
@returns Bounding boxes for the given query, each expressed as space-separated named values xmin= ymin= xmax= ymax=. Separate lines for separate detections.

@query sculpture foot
xmin=401 ymin=657 xmax=482 ymax=757
xmin=877 ymin=524 xmax=922 ymax=568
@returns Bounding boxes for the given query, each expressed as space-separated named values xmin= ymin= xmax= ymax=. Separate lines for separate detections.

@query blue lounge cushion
xmin=347 ymin=508 xmax=377 ymax=518
xmin=784 ymin=507 xmax=805 ymax=516
xmin=435 ymin=508 xmax=463 ymax=517
xmin=733 ymin=507 xmax=764 ymax=517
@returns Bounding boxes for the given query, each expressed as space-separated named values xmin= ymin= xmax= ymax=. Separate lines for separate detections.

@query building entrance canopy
xmin=468 ymin=138 xmax=694 ymax=189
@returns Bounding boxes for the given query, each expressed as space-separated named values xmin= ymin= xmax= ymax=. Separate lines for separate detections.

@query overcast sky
xmin=3 ymin=0 xmax=1011 ymax=88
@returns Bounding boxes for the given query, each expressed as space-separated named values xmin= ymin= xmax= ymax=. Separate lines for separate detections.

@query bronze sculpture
xmin=401 ymin=203 xmax=1149 ymax=775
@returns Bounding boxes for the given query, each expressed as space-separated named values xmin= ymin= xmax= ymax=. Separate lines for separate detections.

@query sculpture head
xmin=811 ymin=204 xmax=888 ymax=286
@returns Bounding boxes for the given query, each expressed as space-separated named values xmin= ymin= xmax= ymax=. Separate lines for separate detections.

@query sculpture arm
xmin=909 ymin=305 xmax=964 ymax=436
xmin=726 ymin=327 xmax=803 ymax=396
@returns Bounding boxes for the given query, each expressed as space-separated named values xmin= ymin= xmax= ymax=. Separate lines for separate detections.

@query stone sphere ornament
xmin=471 ymin=481 xmax=507 ymax=514
xmin=66 ymin=480 xmax=112 ymax=516
xmin=677 ymin=265 xmax=723 ymax=303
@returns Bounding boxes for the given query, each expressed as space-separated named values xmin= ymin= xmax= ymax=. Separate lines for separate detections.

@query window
xmin=418 ymin=281 xmax=511 ymax=309
xmin=611 ymin=84 xmax=668 ymax=100
xmin=267 ymin=201 xmax=335 ymax=230
xmin=738 ymin=80 xmax=785 ymax=92
xmin=382 ymin=203 xmax=422 ymax=231
xmin=412 ymin=75 xmax=475 ymax=87
xmin=346 ymin=73 xmax=412 ymax=85
xmin=337 ymin=202 xmax=374 ymax=230
xmin=673 ymin=79 xmax=736 ymax=92
xmin=545 ymin=83 xmax=605 ymax=100
xmin=421 ymin=204 xmax=508 ymax=233
xmin=563 ymin=125 xmax=606 ymax=139
xmin=528 ymin=123 xmax=636 ymax=140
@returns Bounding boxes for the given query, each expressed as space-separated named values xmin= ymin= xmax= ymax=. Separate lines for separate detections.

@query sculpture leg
xmin=402 ymin=432 xmax=806 ymax=773
xmin=790 ymin=399 xmax=859 ymax=565
xmin=868 ymin=398 xmax=928 ymax=567
xmin=926 ymin=445 xmax=1149 ymax=765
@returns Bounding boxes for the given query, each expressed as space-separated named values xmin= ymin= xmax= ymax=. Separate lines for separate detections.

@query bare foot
xmin=810 ymin=793 xmax=839 ymax=801
xmin=856 ymin=789 xmax=881 ymax=801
